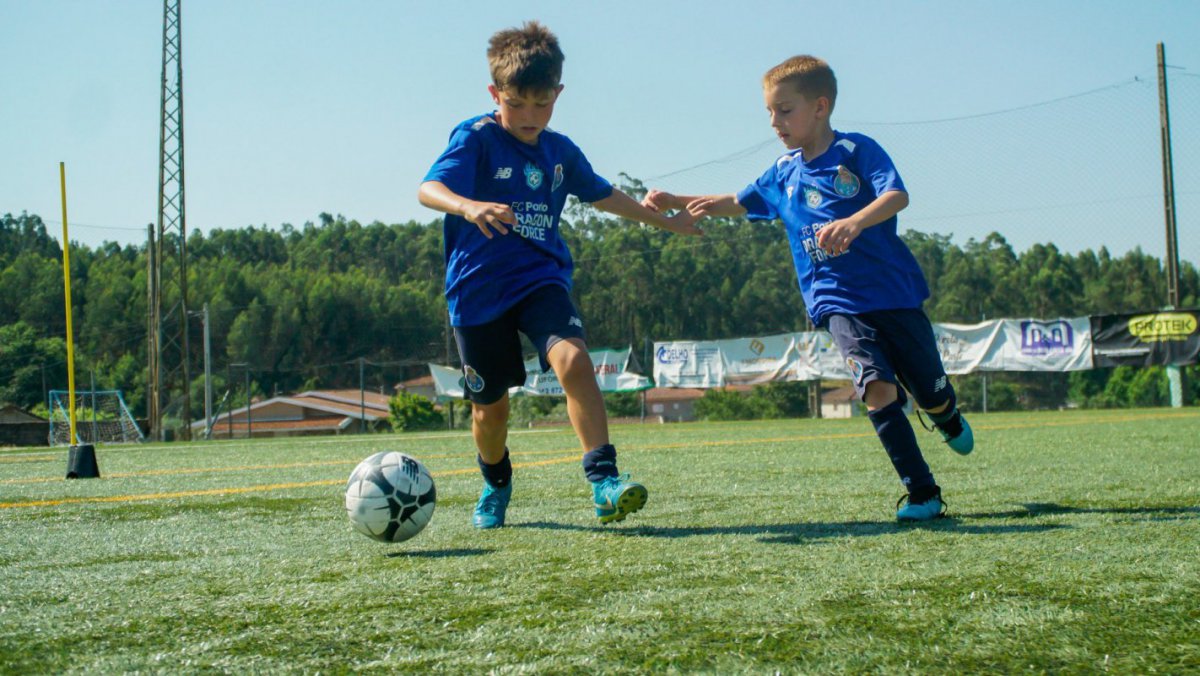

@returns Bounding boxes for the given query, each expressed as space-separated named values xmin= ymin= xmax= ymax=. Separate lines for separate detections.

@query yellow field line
xmin=0 ymin=456 xmax=581 ymax=509
xmin=0 ymin=455 xmax=59 ymax=463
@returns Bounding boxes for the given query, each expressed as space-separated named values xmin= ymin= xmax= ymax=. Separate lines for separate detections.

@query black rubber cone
xmin=66 ymin=444 xmax=100 ymax=479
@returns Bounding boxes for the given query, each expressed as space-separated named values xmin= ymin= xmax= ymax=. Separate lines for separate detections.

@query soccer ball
xmin=344 ymin=451 xmax=436 ymax=543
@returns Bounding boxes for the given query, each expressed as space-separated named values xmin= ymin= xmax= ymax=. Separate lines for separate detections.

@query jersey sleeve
xmin=854 ymin=136 xmax=906 ymax=197
xmin=736 ymin=163 xmax=781 ymax=222
xmin=423 ymin=125 xmax=482 ymax=195
xmin=564 ymin=142 xmax=613 ymax=203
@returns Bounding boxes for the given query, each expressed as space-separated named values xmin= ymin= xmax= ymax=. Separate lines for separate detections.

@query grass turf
xmin=1 ymin=408 xmax=1198 ymax=673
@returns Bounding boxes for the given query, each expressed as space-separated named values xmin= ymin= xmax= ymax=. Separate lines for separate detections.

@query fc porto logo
xmin=833 ymin=165 xmax=861 ymax=198
xmin=803 ymin=186 xmax=822 ymax=208
xmin=551 ymin=164 xmax=564 ymax=192
xmin=524 ymin=162 xmax=544 ymax=190
xmin=461 ymin=365 xmax=485 ymax=393
xmin=846 ymin=357 xmax=865 ymax=384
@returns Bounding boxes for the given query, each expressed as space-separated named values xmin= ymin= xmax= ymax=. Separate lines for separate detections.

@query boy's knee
xmin=549 ymin=339 xmax=592 ymax=378
xmin=863 ymin=380 xmax=899 ymax=411
xmin=472 ymin=398 xmax=509 ymax=427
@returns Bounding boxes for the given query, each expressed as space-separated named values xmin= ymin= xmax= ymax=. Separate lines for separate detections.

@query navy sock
xmin=868 ymin=400 xmax=935 ymax=493
xmin=477 ymin=449 xmax=512 ymax=488
xmin=582 ymin=444 xmax=618 ymax=482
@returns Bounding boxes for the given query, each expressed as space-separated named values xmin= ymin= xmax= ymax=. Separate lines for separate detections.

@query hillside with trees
xmin=2 ymin=182 xmax=1197 ymax=420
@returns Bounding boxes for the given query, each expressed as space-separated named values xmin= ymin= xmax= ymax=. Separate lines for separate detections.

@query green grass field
xmin=2 ymin=409 xmax=1198 ymax=673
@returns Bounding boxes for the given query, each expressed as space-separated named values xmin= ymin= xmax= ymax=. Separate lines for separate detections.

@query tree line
xmin=2 ymin=181 xmax=1197 ymax=420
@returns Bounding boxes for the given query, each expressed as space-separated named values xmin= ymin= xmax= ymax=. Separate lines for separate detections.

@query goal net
xmin=48 ymin=390 xmax=144 ymax=446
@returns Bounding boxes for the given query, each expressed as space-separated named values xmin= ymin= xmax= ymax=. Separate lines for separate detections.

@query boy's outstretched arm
xmin=592 ymin=189 xmax=705 ymax=236
xmin=643 ymin=190 xmax=746 ymax=218
xmin=418 ymin=180 xmax=515 ymax=239
xmin=814 ymin=189 xmax=909 ymax=256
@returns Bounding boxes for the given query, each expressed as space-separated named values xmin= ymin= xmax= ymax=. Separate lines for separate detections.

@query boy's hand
xmin=816 ymin=217 xmax=863 ymax=256
xmin=661 ymin=209 xmax=704 ymax=236
xmin=642 ymin=189 xmax=681 ymax=213
xmin=461 ymin=200 xmax=515 ymax=239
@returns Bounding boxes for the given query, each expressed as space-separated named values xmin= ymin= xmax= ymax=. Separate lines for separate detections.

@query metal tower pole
xmin=155 ymin=0 xmax=191 ymax=439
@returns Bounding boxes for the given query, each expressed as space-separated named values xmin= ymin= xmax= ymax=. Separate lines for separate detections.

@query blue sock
xmin=477 ymin=448 xmax=512 ymax=488
xmin=868 ymin=400 xmax=935 ymax=494
xmin=582 ymin=444 xmax=618 ymax=482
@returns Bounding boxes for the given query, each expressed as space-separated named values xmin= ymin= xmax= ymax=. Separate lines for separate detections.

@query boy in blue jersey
xmin=644 ymin=55 xmax=974 ymax=521
xmin=418 ymin=21 xmax=702 ymax=529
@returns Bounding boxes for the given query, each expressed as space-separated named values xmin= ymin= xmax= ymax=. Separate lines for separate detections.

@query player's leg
xmin=546 ymin=337 xmax=609 ymax=451
xmin=454 ymin=318 xmax=526 ymax=529
xmin=520 ymin=285 xmax=646 ymax=523
xmin=827 ymin=313 xmax=944 ymax=521
xmin=883 ymin=309 xmax=973 ymax=455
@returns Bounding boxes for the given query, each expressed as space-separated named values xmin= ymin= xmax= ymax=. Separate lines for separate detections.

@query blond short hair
xmin=763 ymin=55 xmax=837 ymax=110
xmin=487 ymin=21 xmax=564 ymax=94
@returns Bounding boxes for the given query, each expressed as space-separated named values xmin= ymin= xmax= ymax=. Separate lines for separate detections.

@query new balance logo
xmin=933 ymin=376 xmax=948 ymax=392
xmin=568 ymin=316 xmax=583 ymax=328
xmin=494 ymin=167 xmax=513 ymax=179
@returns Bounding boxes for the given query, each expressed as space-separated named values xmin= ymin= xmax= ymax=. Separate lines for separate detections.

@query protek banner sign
xmin=1091 ymin=310 xmax=1200 ymax=367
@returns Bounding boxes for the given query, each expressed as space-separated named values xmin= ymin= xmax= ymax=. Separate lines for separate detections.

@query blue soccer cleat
xmin=923 ymin=408 xmax=974 ymax=456
xmin=472 ymin=481 xmax=512 ymax=529
xmin=896 ymin=489 xmax=947 ymax=522
xmin=592 ymin=474 xmax=648 ymax=524
xmin=937 ymin=410 xmax=974 ymax=455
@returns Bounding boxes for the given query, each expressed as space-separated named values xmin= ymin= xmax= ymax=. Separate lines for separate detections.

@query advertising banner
xmin=654 ymin=317 xmax=1095 ymax=387
xmin=933 ymin=321 xmax=1002 ymax=374
xmin=520 ymin=347 xmax=652 ymax=396
xmin=651 ymin=341 xmax=724 ymax=388
xmin=429 ymin=347 xmax=652 ymax=400
xmin=717 ymin=333 xmax=807 ymax=385
xmin=1090 ymin=310 xmax=1200 ymax=367
xmin=934 ymin=318 xmax=1093 ymax=373
xmin=794 ymin=331 xmax=853 ymax=380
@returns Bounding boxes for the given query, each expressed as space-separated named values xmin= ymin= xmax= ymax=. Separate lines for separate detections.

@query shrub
xmin=388 ymin=391 xmax=444 ymax=432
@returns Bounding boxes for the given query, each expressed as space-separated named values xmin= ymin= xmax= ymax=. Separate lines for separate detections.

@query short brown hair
xmin=763 ymin=55 xmax=837 ymax=110
xmin=487 ymin=21 xmax=564 ymax=94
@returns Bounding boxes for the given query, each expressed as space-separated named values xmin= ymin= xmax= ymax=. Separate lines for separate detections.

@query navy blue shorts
xmin=825 ymin=308 xmax=955 ymax=409
xmin=452 ymin=284 xmax=586 ymax=405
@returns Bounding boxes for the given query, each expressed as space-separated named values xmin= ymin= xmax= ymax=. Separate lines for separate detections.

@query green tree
xmin=388 ymin=391 xmax=444 ymax=431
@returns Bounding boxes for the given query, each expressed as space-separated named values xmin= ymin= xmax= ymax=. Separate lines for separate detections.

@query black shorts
xmin=825 ymin=308 xmax=955 ymax=409
xmin=452 ymin=284 xmax=586 ymax=405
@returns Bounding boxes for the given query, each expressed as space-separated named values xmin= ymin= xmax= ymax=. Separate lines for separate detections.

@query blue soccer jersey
xmin=424 ymin=113 xmax=614 ymax=326
xmin=736 ymin=131 xmax=929 ymax=326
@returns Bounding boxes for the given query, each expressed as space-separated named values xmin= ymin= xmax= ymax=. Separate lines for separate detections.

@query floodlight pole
xmin=1158 ymin=43 xmax=1184 ymax=408
xmin=152 ymin=0 xmax=191 ymax=440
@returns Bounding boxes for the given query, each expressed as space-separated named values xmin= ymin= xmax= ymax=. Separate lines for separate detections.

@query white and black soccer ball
xmin=345 ymin=451 xmax=436 ymax=543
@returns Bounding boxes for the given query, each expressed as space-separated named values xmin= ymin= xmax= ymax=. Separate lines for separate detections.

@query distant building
xmin=396 ymin=374 xmax=438 ymax=402
xmin=0 ymin=404 xmax=49 ymax=447
xmin=820 ymin=384 xmax=861 ymax=419
xmin=0 ymin=404 xmax=45 ymax=424
xmin=643 ymin=385 xmax=756 ymax=423
xmin=191 ymin=389 xmax=391 ymax=439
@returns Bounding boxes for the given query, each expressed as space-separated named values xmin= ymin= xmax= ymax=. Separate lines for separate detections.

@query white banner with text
xmin=653 ymin=318 xmax=1093 ymax=387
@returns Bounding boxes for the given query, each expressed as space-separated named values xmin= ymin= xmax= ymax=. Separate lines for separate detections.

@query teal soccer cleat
xmin=472 ymin=481 xmax=511 ymax=529
xmin=896 ymin=489 xmax=947 ymax=522
xmin=592 ymin=474 xmax=648 ymax=524
xmin=938 ymin=410 xmax=974 ymax=455
xmin=922 ymin=408 xmax=974 ymax=456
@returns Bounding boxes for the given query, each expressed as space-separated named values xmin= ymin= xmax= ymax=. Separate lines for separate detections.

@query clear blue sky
xmin=2 ymin=0 xmax=1198 ymax=262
